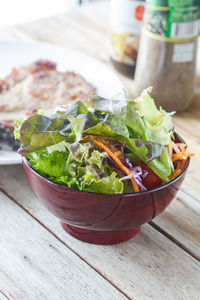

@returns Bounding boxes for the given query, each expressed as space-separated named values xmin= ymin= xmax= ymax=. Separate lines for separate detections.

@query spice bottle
xmin=133 ymin=0 xmax=200 ymax=112
xmin=110 ymin=0 xmax=145 ymax=77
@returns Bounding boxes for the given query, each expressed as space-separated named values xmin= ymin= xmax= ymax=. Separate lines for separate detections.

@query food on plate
xmin=0 ymin=60 xmax=95 ymax=113
xmin=0 ymin=60 xmax=95 ymax=150
xmin=15 ymin=87 xmax=194 ymax=194
xmin=0 ymin=120 xmax=20 ymax=150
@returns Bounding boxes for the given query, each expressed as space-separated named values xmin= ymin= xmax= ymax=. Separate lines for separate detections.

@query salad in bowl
xmin=15 ymin=87 xmax=194 ymax=244
xmin=15 ymin=87 xmax=193 ymax=194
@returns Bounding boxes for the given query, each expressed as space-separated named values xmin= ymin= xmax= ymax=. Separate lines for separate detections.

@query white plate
xmin=0 ymin=40 xmax=125 ymax=165
xmin=0 ymin=142 xmax=21 ymax=165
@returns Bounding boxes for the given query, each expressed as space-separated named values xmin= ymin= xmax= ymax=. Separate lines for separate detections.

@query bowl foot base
xmin=61 ymin=222 xmax=140 ymax=244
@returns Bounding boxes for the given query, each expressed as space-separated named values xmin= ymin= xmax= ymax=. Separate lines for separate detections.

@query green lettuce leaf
xmin=88 ymin=90 xmax=173 ymax=146
xmin=147 ymin=147 xmax=174 ymax=182
xmin=18 ymin=102 xmax=88 ymax=155
xmin=137 ymin=87 xmax=174 ymax=145
xmin=18 ymin=114 xmax=73 ymax=155
xmin=27 ymin=145 xmax=123 ymax=193
xmin=18 ymin=110 xmax=100 ymax=156
xmin=56 ymin=101 xmax=88 ymax=117
xmin=116 ymin=99 xmax=150 ymax=140
xmin=68 ymin=115 xmax=86 ymax=142
xmin=86 ymin=94 xmax=149 ymax=140
xmin=85 ymin=150 xmax=107 ymax=169
xmin=81 ymin=172 xmax=123 ymax=194
xmin=84 ymin=121 xmax=162 ymax=162
xmin=104 ymin=114 xmax=129 ymax=138
xmin=47 ymin=141 xmax=70 ymax=153
xmin=27 ymin=149 xmax=70 ymax=178
xmin=54 ymin=176 xmax=79 ymax=189
xmin=69 ymin=142 xmax=91 ymax=163
xmin=84 ymin=111 xmax=101 ymax=130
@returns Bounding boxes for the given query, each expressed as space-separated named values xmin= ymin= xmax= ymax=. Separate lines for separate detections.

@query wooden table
xmin=0 ymin=2 xmax=200 ymax=299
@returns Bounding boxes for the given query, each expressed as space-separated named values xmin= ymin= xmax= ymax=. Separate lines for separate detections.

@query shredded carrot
xmin=171 ymin=141 xmax=195 ymax=179
xmin=99 ymin=137 xmax=110 ymax=146
xmin=172 ymin=168 xmax=182 ymax=179
xmin=172 ymin=154 xmax=187 ymax=162
xmin=113 ymin=150 xmax=123 ymax=158
xmin=82 ymin=136 xmax=139 ymax=192
xmin=180 ymin=160 xmax=187 ymax=170
xmin=93 ymin=138 xmax=139 ymax=192
xmin=98 ymin=138 xmax=124 ymax=160
xmin=171 ymin=160 xmax=182 ymax=179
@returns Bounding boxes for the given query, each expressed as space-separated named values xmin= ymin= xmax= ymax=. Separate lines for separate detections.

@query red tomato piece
xmin=133 ymin=162 xmax=163 ymax=190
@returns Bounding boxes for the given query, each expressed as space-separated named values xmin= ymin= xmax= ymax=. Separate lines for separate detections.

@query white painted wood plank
xmin=0 ymin=291 xmax=9 ymax=300
xmin=0 ymin=192 xmax=126 ymax=300
xmin=152 ymin=189 xmax=200 ymax=260
xmin=0 ymin=165 xmax=200 ymax=300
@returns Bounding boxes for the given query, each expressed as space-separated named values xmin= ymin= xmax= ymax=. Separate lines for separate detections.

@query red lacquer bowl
xmin=22 ymin=135 xmax=189 ymax=245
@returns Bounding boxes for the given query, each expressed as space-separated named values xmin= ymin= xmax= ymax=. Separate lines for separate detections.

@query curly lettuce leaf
xmin=137 ymin=87 xmax=174 ymax=145
xmin=84 ymin=121 xmax=162 ymax=162
xmin=54 ymin=176 xmax=80 ymax=189
xmin=27 ymin=145 xmax=123 ymax=193
xmin=18 ymin=103 xmax=88 ymax=155
xmin=27 ymin=149 xmax=70 ymax=178
xmin=18 ymin=110 xmax=101 ymax=156
xmin=18 ymin=114 xmax=73 ymax=155
xmin=14 ymin=118 xmax=24 ymax=140
xmin=68 ymin=115 xmax=86 ymax=142
xmin=86 ymin=94 xmax=149 ymax=140
xmin=69 ymin=142 xmax=91 ymax=163
xmin=84 ymin=111 xmax=100 ymax=130
xmin=56 ymin=101 xmax=88 ymax=117
xmin=88 ymin=90 xmax=173 ymax=146
xmin=104 ymin=114 xmax=129 ymax=138
xmin=14 ymin=110 xmax=45 ymax=141
xmin=81 ymin=172 xmax=123 ymax=194
xmin=47 ymin=141 xmax=70 ymax=153
xmin=85 ymin=150 xmax=107 ymax=169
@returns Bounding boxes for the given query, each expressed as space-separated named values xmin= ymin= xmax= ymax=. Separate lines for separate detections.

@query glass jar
xmin=133 ymin=0 xmax=200 ymax=112
xmin=110 ymin=0 xmax=145 ymax=77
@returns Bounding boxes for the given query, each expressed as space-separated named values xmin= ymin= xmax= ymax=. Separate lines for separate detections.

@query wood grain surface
xmin=0 ymin=2 xmax=199 ymax=299
xmin=0 ymin=191 xmax=127 ymax=300
xmin=0 ymin=164 xmax=200 ymax=300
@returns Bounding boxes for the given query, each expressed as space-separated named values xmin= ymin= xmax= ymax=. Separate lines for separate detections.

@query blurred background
xmin=0 ymin=0 xmax=104 ymax=29
xmin=0 ymin=0 xmax=199 ymax=93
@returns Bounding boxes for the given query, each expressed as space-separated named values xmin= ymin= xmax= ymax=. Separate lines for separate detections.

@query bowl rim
xmin=22 ymin=132 xmax=190 ymax=197
xmin=23 ymin=156 xmax=189 ymax=196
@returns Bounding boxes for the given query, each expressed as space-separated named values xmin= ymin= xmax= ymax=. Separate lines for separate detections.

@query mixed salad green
xmin=15 ymin=87 xmax=177 ymax=194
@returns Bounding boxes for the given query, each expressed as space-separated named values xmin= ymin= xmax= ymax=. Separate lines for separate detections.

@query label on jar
xmin=144 ymin=0 xmax=200 ymax=42
xmin=172 ymin=43 xmax=194 ymax=63
xmin=110 ymin=0 xmax=145 ymax=66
